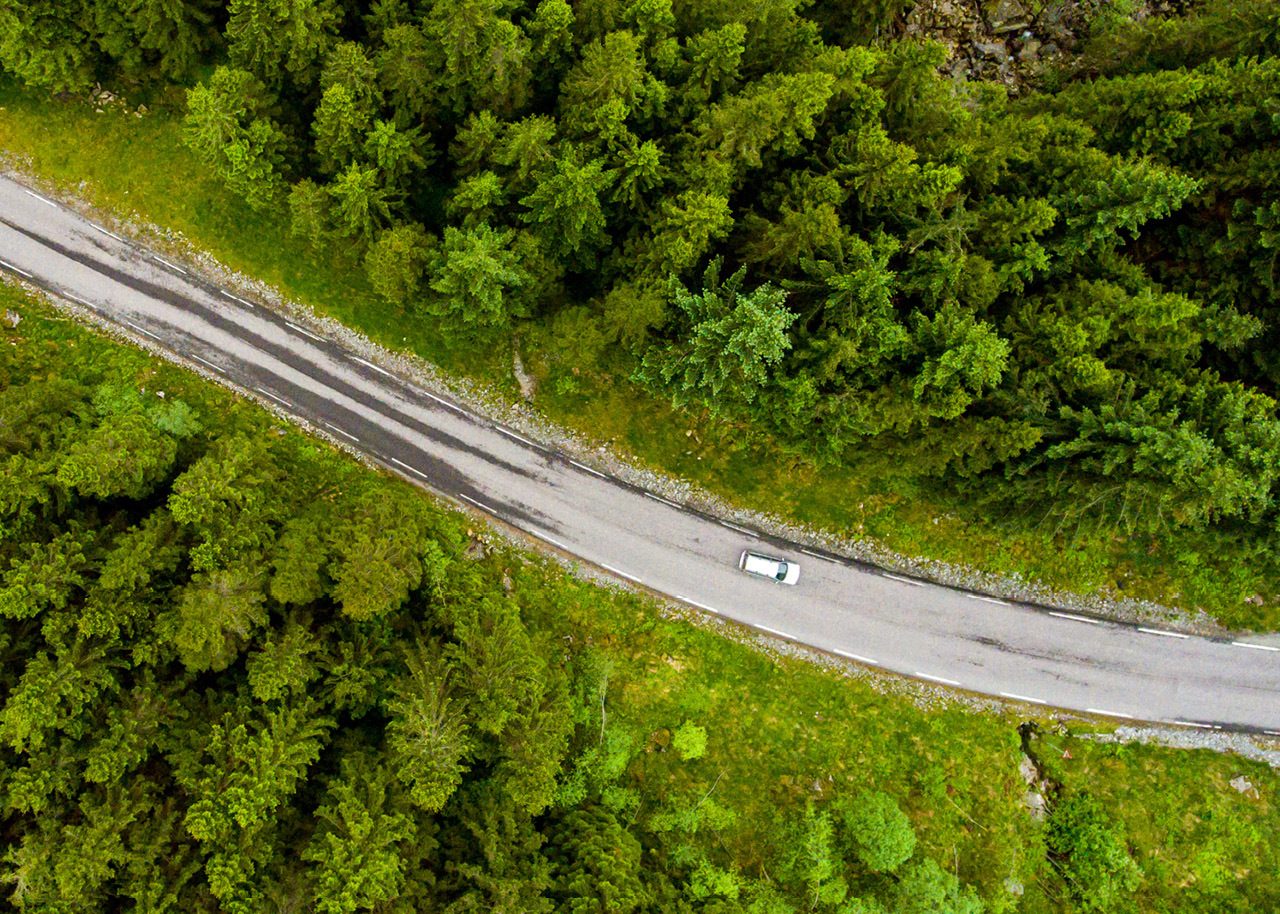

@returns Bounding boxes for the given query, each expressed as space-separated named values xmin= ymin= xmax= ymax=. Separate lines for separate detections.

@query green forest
xmin=3 ymin=280 xmax=1279 ymax=914
xmin=2 ymin=0 xmax=1280 ymax=911
xmin=5 ymin=0 xmax=1280 ymax=575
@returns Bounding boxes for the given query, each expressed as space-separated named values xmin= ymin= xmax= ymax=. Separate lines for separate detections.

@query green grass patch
xmin=0 ymin=80 xmax=1274 ymax=631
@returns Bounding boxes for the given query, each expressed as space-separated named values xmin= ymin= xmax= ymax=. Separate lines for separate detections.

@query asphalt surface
xmin=2 ymin=173 xmax=1278 ymax=734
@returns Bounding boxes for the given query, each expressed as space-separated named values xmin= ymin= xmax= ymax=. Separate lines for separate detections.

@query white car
xmin=739 ymin=550 xmax=800 ymax=585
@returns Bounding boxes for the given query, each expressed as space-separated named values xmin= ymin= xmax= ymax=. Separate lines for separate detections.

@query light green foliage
xmin=303 ymin=759 xmax=415 ymax=914
xmin=385 ymin=646 xmax=473 ymax=811
xmin=837 ymin=790 xmax=916 ymax=873
xmin=1046 ymin=794 xmax=1141 ymax=912
xmin=428 ymin=224 xmax=530 ymax=329
xmin=671 ymin=720 xmax=707 ymax=760
xmin=328 ymin=162 xmax=394 ymax=242
xmin=328 ymin=488 xmax=442 ymax=620
xmin=225 ymin=0 xmax=342 ymax=87
xmin=641 ymin=263 xmax=796 ymax=413
xmin=889 ymin=859 xmax=985 ymax=914
xmin=0 ymin=0 xmax=94 ymax=92
xmin=365 ymin=222 xmax=436 ymax=305
xmin=519 ymin=149 xmax=614 ymax=265
xmin=184 ymin=66 xmax=291 ymax=210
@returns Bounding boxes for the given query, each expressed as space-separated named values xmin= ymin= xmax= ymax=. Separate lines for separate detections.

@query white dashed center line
xmin=1086 ymin=708 xmax=1134 ymax=719
xmin=967 ymin=594 xmax=1010 ymax=606
xmin=1232 ymin=641 xmax=1280 ymax=652
xmin=644 ymin=492 xmax=680 ymax=508
xmin=720 ymin=520 xmax=757 ymax=537
xmin=457 ymin=492 xmax=497 ymax=513
xmin=0 ymin=259 xmax=33 ymax=278
xmin=835 ymin=649 xmax=879 ymax=665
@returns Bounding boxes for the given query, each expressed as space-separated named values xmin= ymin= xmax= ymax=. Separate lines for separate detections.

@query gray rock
xmin=1019 ymin=38 xmax=1041 ymax=62
xmin=1229 ymin=775 xmax=1257 ymax=796
xmin=986 ymin=0 xmax=1030 ymax=33
xmin=1018 ymin=754 xmax=1039 ymax=786
xmin=3 ymin=309 xmax=19 ymax=329
xmin=1023 ymin=789 xmax=1047 ymax=819
xmin=975 ymin=40 xmax=1010 ymax=63
xmin=1004 ymin=877 xmax=1025 ymax=897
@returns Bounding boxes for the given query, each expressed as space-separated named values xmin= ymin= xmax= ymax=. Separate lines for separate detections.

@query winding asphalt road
xmin=2 ymin=174 xmax=1278 ymax=734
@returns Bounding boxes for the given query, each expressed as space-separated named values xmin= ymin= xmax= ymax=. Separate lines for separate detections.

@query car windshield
xmin=775 ymin=562 xmax=788 ymax=580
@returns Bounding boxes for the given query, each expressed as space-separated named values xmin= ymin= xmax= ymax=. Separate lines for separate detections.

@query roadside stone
xmin=512 ymin=346 xmax=536 ymax=400
xmin=1229 ymin=775 xmax=1258 ymax=797
xmin=3 ymin=308 xmax=19 ymax=328
xmin=975 ymin=40 xmax=1010 ymax=62
xmin=1019 ymin=38 xmax=1041 ymax=61
xmin=986 ymin=0 xmax=1031 ymax=32
xmin=1022 ymin=790 xmax=1047 ymax=819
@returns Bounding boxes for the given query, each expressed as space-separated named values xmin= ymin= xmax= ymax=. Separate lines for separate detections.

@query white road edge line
xmin=321 ymin=421 xmax=359 ymax=443
xmin=1266 ymin=730 xmax=1280 ymax=736
xmin=191 ymin=354 xmax=224 ymax=374
xmin=23 ymin=189 xmax=56 ymax=208
xmin=0 ymin=259 xmax=33 ymax=278
xmin=66 ymin=293 xmax=93 ymax=307
xmin=497 ymin=427 xmax=537 ymax=448
xmin=675 ymin=595 xmax=720 ymax=614
xmin=219 ymin=290 xmax=255 ymax=307
xmin=967 ymin=594 xmax=1010 ymax=606
xmin=835 ymin=649 xmax=879 ymax=665
xmin=644 ymin=492 xmax=680 ymax=508
xmin=389 ymin=457 xmax=430 ymax=480
xmin=1169 ymin=720 xmax=1215 ymax=729
xmin=916 ymin=672 xmax=961 ymax=686
xmin=1232 ymin=641 xmax=1280 ymax=652
xmin=458 ymin=492 xmax=497 ymax=513
xmin=800 ymin=548 xmax=835 ymax=561
xmin=881 ymin=572 xmax=923 ymax=587
xmin=424 ymin=391 xmax=465 ymax=413
xmin=720 ymin=520 xmax=758 ymax=537
xmin=569 ymin=459 xmax=607 ymax=479
xmin=1086 ymin=708 xmax=1134 ymax=719
xmin=1000 ymin=692 xmax=1047 ymax=705
xmin=756 ymin=625 xmax=794 ymax=639
xmin=151 ymin=255 xmax=187 ymax=275
xmin=527 ymin=528 xmax=568 ymax=550
xmin=599 ymin=563 xmax=641 ymax=583
xmin=1138 ymin=627 xmax=1189 ymax=639
xmin=91 ymin=224 xmax=123 ymax=241
xmin=124 ymin=320 xmax=161 ymax=340
xmin=284 ymin=320 xmax=325 ymax=342
xmin=352 ymin=356 xmax=393 ymax=377
xmin=1049 ymin=611 xmax=1102 ymax=625
xmin=254 ymin=386 xmax=291 ymax=407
